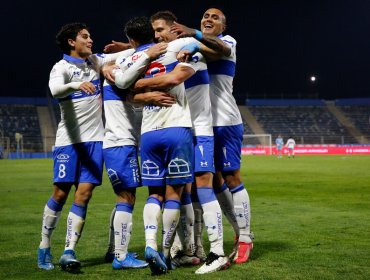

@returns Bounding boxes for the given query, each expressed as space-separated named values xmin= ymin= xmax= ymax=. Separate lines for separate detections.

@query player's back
xmin=102 ymin=49 xmax=139 ymax=148
xmin=140 ymin=39 xmax=193 ymax=134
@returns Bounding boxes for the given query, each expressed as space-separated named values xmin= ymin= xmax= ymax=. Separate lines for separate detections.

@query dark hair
xmin=124 ymin=16 xmax=154 ymax=44
xmin=55 ymin=22 xmax=88 ymax=54
xmin=150 ymin=10 xmax=178 ymax=25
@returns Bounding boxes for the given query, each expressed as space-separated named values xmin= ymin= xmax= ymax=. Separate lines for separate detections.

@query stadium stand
xmin=0 ymin=104 xmax=43 ymax=151
xmin=244 ymin=99 xmax=358 ymax=144
xmin=1 ymin=97 xmax=369 ymax=158
xmin=334 ymin=99 xmax=370 ymax=138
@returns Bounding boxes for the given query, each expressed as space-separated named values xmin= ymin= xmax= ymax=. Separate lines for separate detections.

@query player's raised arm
xmin=128 ymin=91 xmax=176 ymax=107
xmin=103 ymin=40 xmax=132 ymax=53
xmin=115 ymin=42 xmax=167 ymax=89
xmin=133 ymin=63 xmax=195 ymax=93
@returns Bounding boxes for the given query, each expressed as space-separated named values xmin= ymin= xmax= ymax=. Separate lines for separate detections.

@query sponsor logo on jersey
xmin=57 ymin=153 xmax=70 ymax=163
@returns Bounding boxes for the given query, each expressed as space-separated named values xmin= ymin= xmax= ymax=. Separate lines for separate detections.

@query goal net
xmin=242 ymin=134 xmax=272 ymax=155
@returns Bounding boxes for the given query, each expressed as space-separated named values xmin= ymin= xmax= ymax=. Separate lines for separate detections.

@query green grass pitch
xmin=0 ymin=155 xmax=369 ymax=279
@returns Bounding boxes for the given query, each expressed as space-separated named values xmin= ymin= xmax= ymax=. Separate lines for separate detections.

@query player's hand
xmin=145 ymin=91 xmax=176 ymax=106
xmin=145 ymin=42 xmax=168 ymax=59
xmin=177 ymin=50 xmax=192 ymax=62
xmin=79 ymin=82 xmax=96 ymax=94
xmin=102 ymin=63 xmax=117 ymax=84
xmin=170 ymin=22 xmax=196 ymax=38
xmin=103 ymin=40 xmax=132 ymax=53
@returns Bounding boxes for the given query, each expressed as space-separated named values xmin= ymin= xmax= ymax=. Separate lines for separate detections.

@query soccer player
xmin=286 ymin=136 xmax=296 ymax=158
xmin=171 ymin=7 xmax=254 ymax=265
xmin=37 ymin=22 xmax=131 ymax=271
xmin=100 ymin=43 xmax=177 ymax=269
xmin=110 ymin=16 xmax=195 ymax=275
xmin=275 ymin=135 xmax=284 ymax=158
xmin=146 ymin=11 xmax=229 ymax=273
xmin=102 ymin=42 xmax=176 ymax=268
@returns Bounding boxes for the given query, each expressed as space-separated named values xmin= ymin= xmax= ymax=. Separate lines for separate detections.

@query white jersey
xmin=115 ymin=39 xmax=195 ymax=134
xmin=49 ymin=53 xmax=120 ymax=146
xmin=208 ymin=34 xmax=242 ymax=127
xmin=286 ymin=138 xmax=296 ymax=149
xmin=102 ymin=49 xmax=139 ymax=149
xmin=184 ymin=53 xmax=213 ymax=136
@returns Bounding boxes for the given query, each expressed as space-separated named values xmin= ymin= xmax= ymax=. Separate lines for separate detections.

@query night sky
xmin=2 ymin=0 xmax=370 ymax=102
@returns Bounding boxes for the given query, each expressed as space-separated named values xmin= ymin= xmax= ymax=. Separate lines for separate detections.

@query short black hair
xmin=55 ymin=22 xmax=88 ymax=54
xmin=124 ymin=16 xmax=154 ymax=44
xmin=150 ymin=10 xmax=178 ymax=24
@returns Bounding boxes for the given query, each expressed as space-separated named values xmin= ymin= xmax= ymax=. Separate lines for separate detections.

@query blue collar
xmin=63 ymin=54 xmax=86 ymax=63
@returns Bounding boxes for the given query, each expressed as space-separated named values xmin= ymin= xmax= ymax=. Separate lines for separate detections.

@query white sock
xmin=162 ymin=200 xmax=181 ymax=258
xmin=39 ymin=204 xmax=62 ymax=248
xmin=215 ymin=184 xmax=240 ymax=237
xmin=64 ymin=212 xmax=85 ymax=251
xmin=143 ymin=197 xmax=162 ymax=251
xmin=231 ymin=185 xmax=252 ymax=243
xmin=197 ymin=187 xmax=224 ymax=256
xmin=114 ymin=203 xmax=133 ymax=261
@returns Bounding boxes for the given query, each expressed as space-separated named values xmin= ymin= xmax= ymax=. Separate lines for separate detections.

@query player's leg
xmin=104 ymin=146 xmax=145 ymax=269
xmin=224 ymin=170 xmax=253 ymax=264
xmin=112 ymin=191 xmax=148 ymax=269
xmin=140 ymin=131 xmax=168 ymax=274
xmin=104 ymin=207 xmax=116 ymax=262
xmin=194 ymin=135 xmax=230 ymax=274
xmin=38 ymin=144 xmax=79 ymax=270
xmin=161 ymin=127 xmax=194 ymax=269
xmin=213 ymin=172 xmax=240 ymax=260
xmin=214 ymin=124 xmax=252 ymax=265
xmin=59 ymin=182 xmax=95 ymax=270
xmin=171 ymin=183 xmax=201 ymax=267
xmin=213 ymin=173 xmax=240 ymax=250
xmin=143 ymin=189 xmax=167 ymax=274
xmin=191 ymin=190 xmax=207 ymax=261
xmin=59 ymin=141 xmax=103 ymax=270
xmin=162 ymin=185 xmax=184 ymax=269
xmin=38 ymin=184 xmax=71 ymax=270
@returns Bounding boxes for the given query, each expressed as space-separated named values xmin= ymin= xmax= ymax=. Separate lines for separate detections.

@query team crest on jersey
xmin=146 ymin=62 xmax=166 ymax=77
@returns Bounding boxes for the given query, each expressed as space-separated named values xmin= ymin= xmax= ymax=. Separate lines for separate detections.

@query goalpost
xmin=243 ymin=134 xmax=272 ymax=155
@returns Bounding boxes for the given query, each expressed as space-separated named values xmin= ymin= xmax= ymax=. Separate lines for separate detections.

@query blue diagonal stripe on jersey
xmin=103 ymin=85 xmax=129 ymax=101
xmin=184 ymin=69 xmax=209 ymax=89
xmin=58 ymin=79 xmax=101 ymax=101
xmin=207 ymin=60 xmax=236 ymax=77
